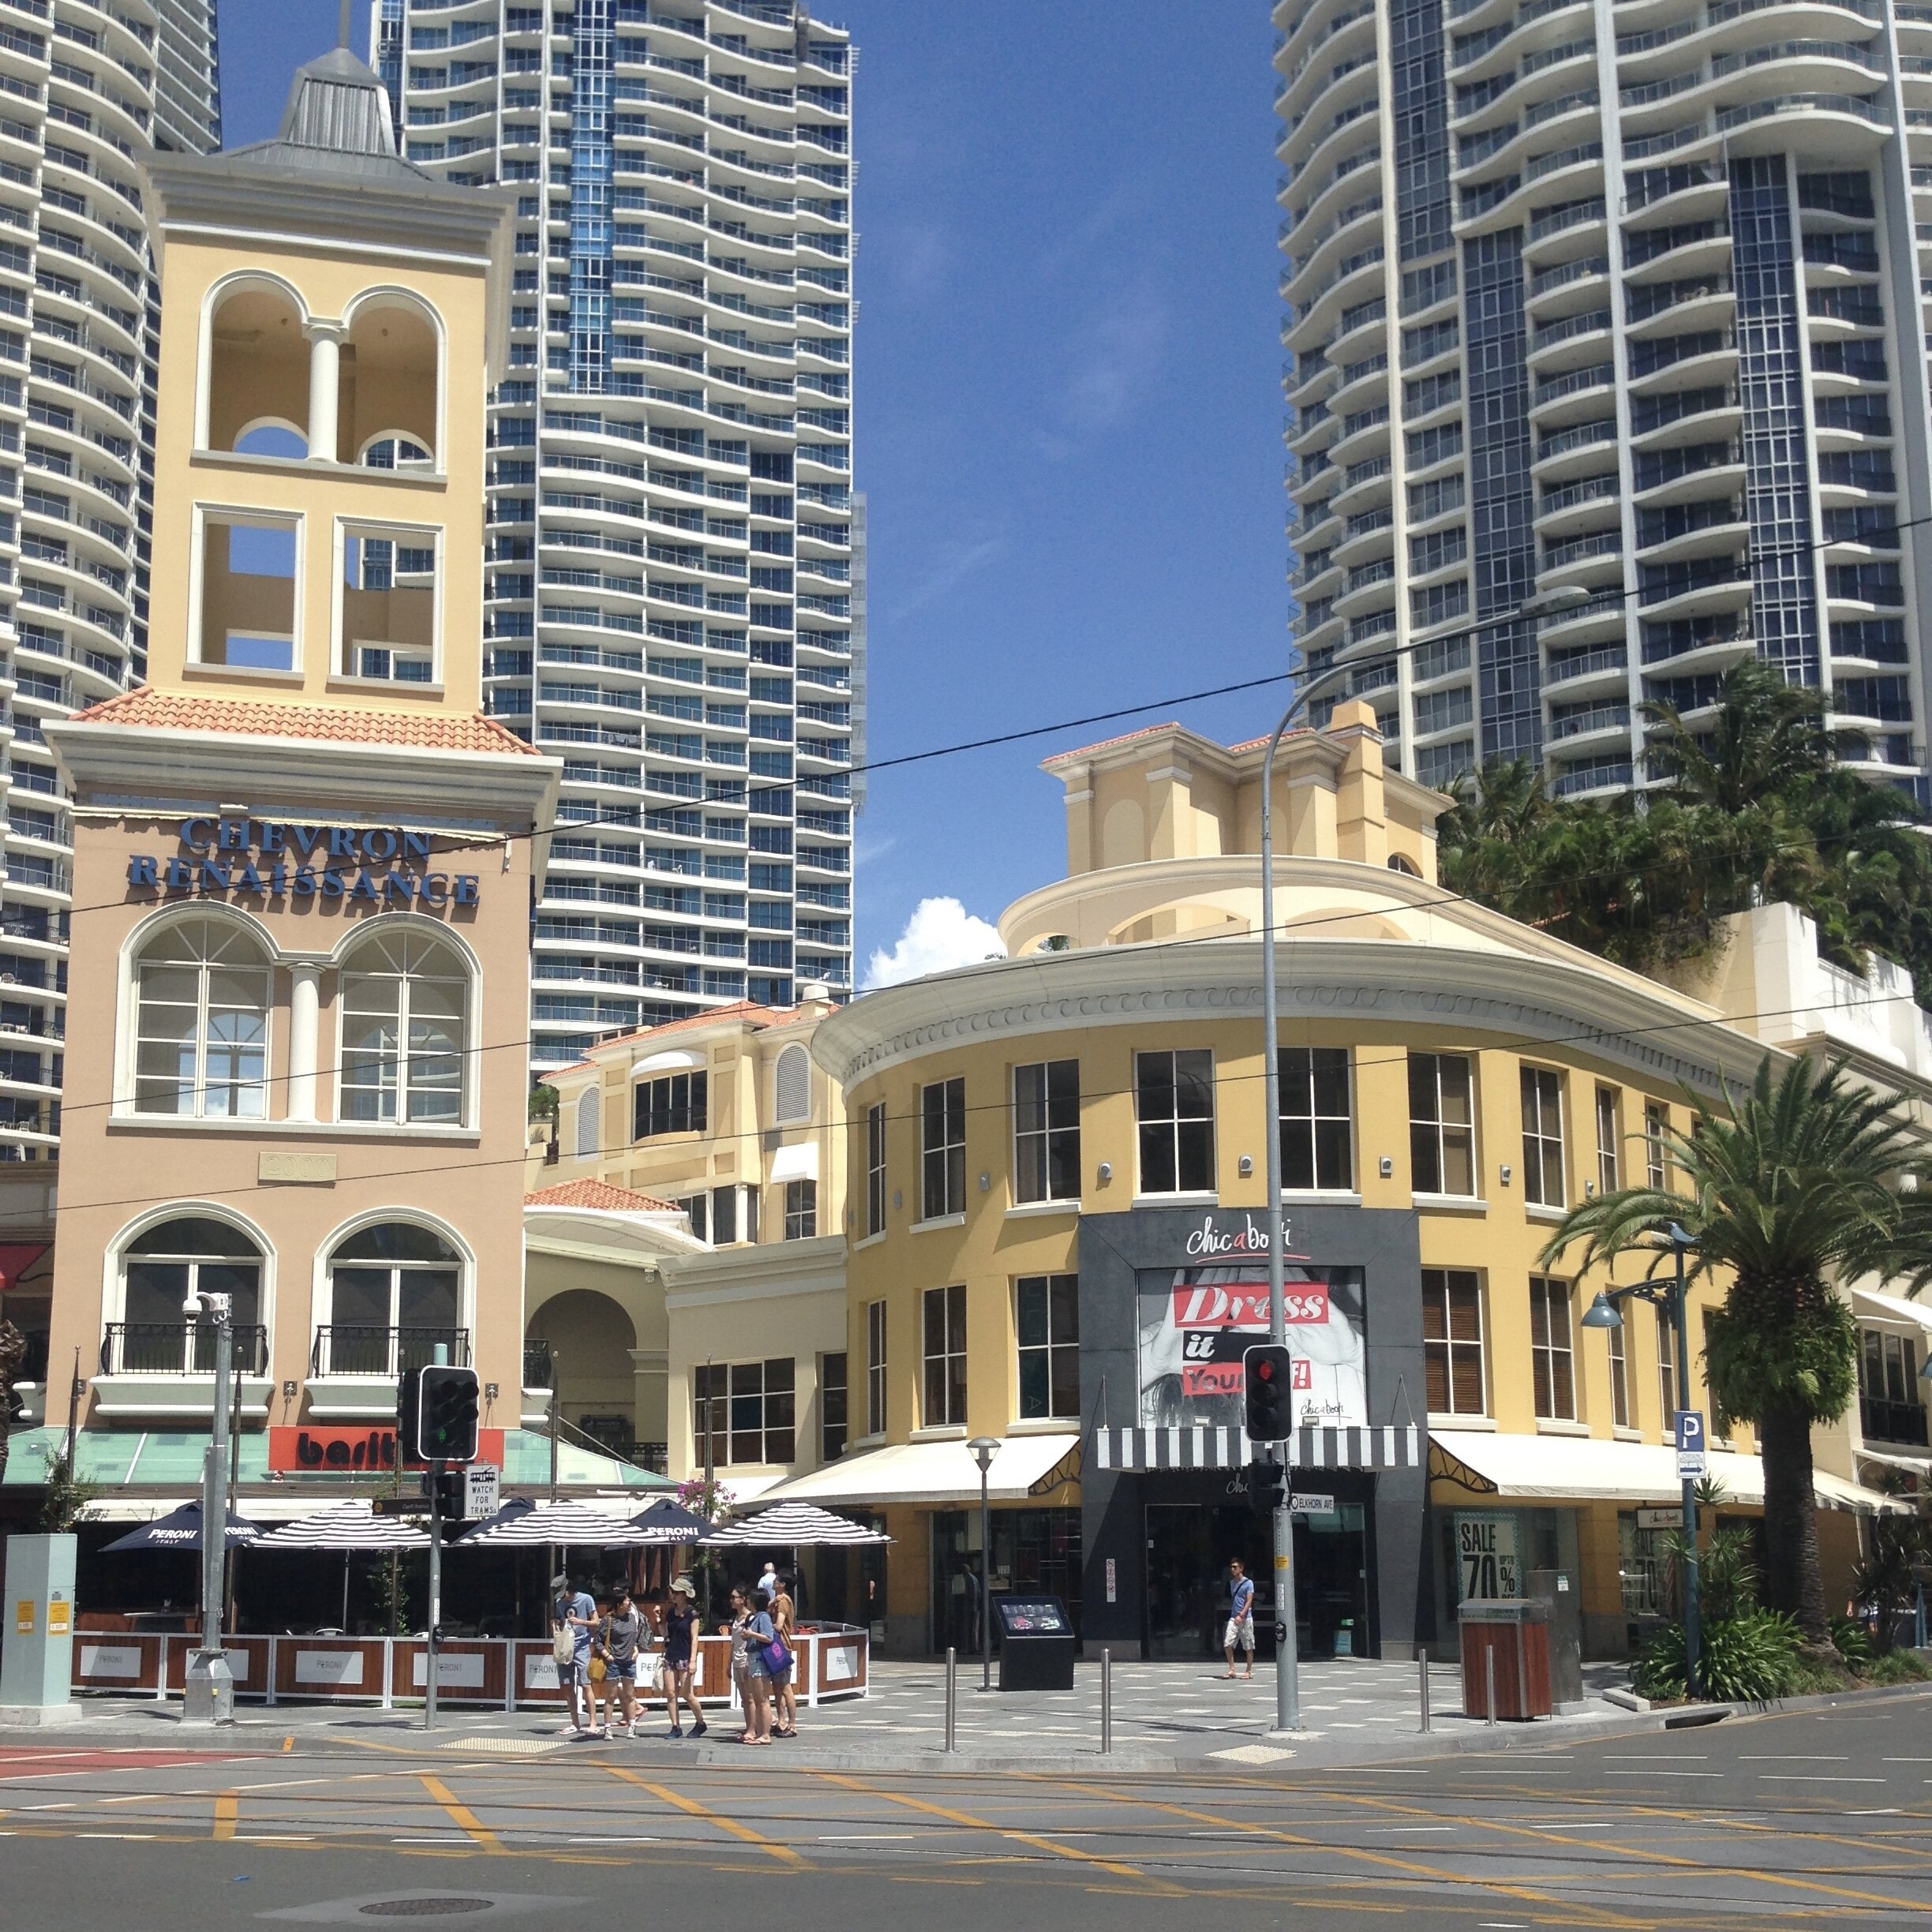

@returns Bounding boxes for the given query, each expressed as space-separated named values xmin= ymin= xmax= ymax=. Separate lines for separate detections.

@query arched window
xmin=316 ymin=1221 xmax=463 ymax=1377
xmin=360 ymin=434 xmax=433 ymax=470
xmin=1387 ymin=852 xmax=1421 ymax=877
xmin=110 ymin=1216 xmax=264 ymax=1375
xmin=575 ymin=1086 xmax=601 ymax=1158
xmin=131 ymin=915 xmax=272 ymax=1118
xmin=339 ymin=925 xmax=470 ymax=1125
xmin=773 ymin=1043 xmax=811 ymax=1125
xmin=205 ymin=279 xmax=308 ymax=455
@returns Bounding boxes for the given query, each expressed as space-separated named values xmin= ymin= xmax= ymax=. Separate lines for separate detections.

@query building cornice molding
xmin=45 ymin=719 xmax=561 ymax=831
xmin=810 ymin=937 xmax=1781 ymax=1096
xmin=660 ymin=1232 xmax=847 ymax=1305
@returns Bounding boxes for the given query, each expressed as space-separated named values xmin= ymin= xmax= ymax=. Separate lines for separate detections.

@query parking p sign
xmin=1675 ymin=1410 xmax=1707 ymax=1478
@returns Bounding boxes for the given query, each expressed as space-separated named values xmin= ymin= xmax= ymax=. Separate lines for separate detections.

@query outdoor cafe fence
xmin=69 ymin=1625 xmax=870 ymax=1711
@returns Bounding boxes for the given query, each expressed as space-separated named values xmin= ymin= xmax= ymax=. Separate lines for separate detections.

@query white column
xmin=287 ymin=962 xmax=322 ymax=1122
xmin=305 ymin=323 xmax=345 ymax=463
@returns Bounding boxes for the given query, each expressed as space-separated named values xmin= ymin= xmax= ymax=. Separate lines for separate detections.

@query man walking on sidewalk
xmin=1222 ymin=1557 xmax=1256 ymax=1680
xmin=553 ymin=1571 xmax=598 ymax=1736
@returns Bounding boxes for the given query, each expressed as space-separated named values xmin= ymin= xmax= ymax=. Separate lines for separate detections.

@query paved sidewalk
xmin=0 ymin=1656 xmax=1656 ymax=1772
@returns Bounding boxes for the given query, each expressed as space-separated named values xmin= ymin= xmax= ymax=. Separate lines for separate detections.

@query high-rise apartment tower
xmin=379 ymin=0 xmax=859 ymax=1069
xmin=0 ymin=0 xmax=220 ymax=1162
xmin=1276 ymin=0 xmax=1932 ymax=804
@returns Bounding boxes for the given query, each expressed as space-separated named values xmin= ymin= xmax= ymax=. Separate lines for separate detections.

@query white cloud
xmin=864 ymin=897 xmax=1006 ymax=990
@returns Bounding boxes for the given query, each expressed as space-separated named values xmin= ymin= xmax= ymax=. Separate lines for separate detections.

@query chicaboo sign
xmin=128 ymin=817 xmax=481 ymax=908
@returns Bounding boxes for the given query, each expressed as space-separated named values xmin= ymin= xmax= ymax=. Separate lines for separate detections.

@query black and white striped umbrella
xmin=701 ymin=1500 xmax=889 ymax=1547
xmin=455 ymin=1497 xmax=661 ymax=1547
xmin=252 ymin=1501 xmax=430 ymax=1550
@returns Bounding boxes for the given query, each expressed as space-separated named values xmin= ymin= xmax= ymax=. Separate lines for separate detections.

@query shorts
xmin=1224 ymin=1616 xmax=1256 ymax=1653
xmin=664 ymin=1653 xmax=693 ymax=1676
xmin=562 ymin=1657 xmax=592 ymax=1685
xmin=605 ymin=1660 xmax=637 ymax=1681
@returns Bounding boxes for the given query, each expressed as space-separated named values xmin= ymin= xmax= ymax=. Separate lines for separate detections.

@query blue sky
xmin=224 ymin=3 xmax=1290 ymax=983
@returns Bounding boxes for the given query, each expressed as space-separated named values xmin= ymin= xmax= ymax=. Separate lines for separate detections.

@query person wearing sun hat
xmin=663 ymin=1572 xmax=708 ymax=1739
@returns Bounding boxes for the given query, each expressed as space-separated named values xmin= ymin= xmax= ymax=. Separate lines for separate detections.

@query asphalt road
xmin=4 ymin=1694 xmax=1931 ymax=1929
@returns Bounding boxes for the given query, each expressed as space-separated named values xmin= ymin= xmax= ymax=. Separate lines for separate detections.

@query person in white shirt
xmin=757 ymin=1560 xmax=780 ymax=1605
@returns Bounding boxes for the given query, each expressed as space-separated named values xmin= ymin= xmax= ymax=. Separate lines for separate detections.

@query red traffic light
xmin=1255 ymin=1358 xmax=1275 ymax=1381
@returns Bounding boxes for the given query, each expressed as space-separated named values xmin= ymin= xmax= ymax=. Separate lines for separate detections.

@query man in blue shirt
xmin=552 ymin=1570 xmax=598 ymax=1736
xmin=1222 ymin=1558 xmax=1256 ymax=1680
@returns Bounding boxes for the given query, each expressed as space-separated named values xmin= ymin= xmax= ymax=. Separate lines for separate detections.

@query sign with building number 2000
xmin=1455 ymin=1513 xmax=1519 ymax=1601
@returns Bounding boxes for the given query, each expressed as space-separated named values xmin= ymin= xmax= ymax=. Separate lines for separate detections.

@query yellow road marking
xmin=212 ymin=1792 xmax=238 ymax=1840
xmin=606 ymin=1765 xmax=803 ymax=1866
xmin=417 ymin=1773 xmax=501 ymax=1854
xmin=814 ymin=1771 xmax=1183 ymax=1893
xmin=1308 ymin=1784 xmax=1932 ymax=1919
xmin=1056 ymin=1778 xmax=1646 ymax=1929
xmin=282 ymin=1736 xmax=294 ymax=1754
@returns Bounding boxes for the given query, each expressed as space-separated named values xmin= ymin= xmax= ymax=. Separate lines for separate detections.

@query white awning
xmin=1431 ymin=1429 xmax=1909 ymax=1516
xmin=765 ymin=1432 xmax=1081 ymax=1508
xmin=1855 ymin=1445 xmax=1931 ymax=1478
xmin=768 ymin=1140 xmax=818 ymax=1184
xmin=1853 ymin=1287 xmax=1932 ymax=1335
xmin=712 ymin=1472 xmax=788 ymax=1507
xmin=632 ymin=1048 xmax=704 ymax=1076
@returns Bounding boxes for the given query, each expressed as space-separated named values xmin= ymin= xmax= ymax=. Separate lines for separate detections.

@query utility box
xmin=993 ymin=1595 xmax=1076 ymax=1691
xmin=1458 ymin=1597 xmax=1552 ymax=1721
xmin=0 ymin=1533 xmax=80 ymax=1723
xmin=1529 ymin=1567 xmax=1585 ymax=1712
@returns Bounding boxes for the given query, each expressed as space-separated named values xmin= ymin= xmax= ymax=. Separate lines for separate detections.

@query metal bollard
xmin=1418 ymin=1647 xmax=1431 ymax=1733
xmin=1101 ymin=1648 xmax=1112 ymax=1755
xmin=945 ymin=1646 xmax=957 ymax=1753
xmin=1485 ymin=1644 xmax=1497 ymax=1728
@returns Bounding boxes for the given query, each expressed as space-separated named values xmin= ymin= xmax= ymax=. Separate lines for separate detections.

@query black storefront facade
xmin=1077 ymin=1202 xmax=1432 ymax=1661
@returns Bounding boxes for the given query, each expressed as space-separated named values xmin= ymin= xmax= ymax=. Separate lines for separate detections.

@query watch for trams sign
xmin=127 ymin=816 xmax=482 ymax=908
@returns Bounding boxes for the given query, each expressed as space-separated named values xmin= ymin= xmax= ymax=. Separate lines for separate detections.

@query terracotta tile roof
xmin=70 ymin=686 xmax=541 ymax=756
xmin=1043 ymin=721 xmax=1181 ymax=766
xmin=525 ymin=1178 xmax=683 ymax=1214
xmin=578 ymin=1000 xmax=790 ymax=1059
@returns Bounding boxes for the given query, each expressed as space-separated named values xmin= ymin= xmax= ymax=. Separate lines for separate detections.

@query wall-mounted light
xmin=1379 ymin=1156 xmax=1394 ymax=1179
xmin=484 ymin=1382 xmax=500 ymax=1404
xmin=1500 ymin=1163 xmax=1513 ymax=1186
xmin=1586 ymin=1180 xmax=1597 ymax=1197
xmin=1237 ymin=1154 xmax=1253 ymax=1178
xmin=892 ymin=1189 xmax=903 ymax=1211
xmin=1098 ymin=1161 xmax=1114 ymax=1185
xmin=280 ymin=1380 xmax=298 ymax=1402
xmin=978 ymin=1171 xmax=990 ymax=1193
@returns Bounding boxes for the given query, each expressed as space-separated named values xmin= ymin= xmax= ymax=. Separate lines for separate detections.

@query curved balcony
xmin=1543 ymin=642 xmax=1631 ymax=696
xmin=1526 ymin=305 xmax=1614 ymax=372
xmin=1534 ymin=416 xmax=1619 ymax=481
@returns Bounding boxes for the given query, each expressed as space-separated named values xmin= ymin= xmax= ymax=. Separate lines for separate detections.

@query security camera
xmin=182 ymin=1287 xmax=204 ymax=1318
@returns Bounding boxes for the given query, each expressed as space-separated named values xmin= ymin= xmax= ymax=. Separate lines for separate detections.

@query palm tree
xmin=1638 ymin=657 xmax=1839 ymax=816
xmin=1539 ymin=1055 xmax=1932 ymax=1641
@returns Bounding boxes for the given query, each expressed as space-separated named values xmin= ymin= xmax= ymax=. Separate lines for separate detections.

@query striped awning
xmin=1091 ymin=1425 xmax=1421 ymax=1473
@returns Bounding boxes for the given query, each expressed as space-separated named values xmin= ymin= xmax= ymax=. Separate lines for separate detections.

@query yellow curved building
xmin=782 ymin=702 xmax=1901 ymax=1659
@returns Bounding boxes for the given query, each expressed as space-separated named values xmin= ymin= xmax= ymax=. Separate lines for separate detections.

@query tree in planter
xmin=1541 ymin=1054 xmax=1932 ymax=1642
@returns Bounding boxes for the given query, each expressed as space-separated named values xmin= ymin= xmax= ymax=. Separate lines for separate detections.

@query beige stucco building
xmin=515 ymin=997 xmax=849 ymax=1485
xmin=777 ymin=704 xmax=1906 ymax=1657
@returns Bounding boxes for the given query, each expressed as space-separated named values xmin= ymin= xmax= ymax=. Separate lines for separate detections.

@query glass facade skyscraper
xmin=378 ymin=0 xmax=859 ymax=1069
xmin=1278 ymin=0 xmax=1932 ymax=805
xmin=0 ymin=0 xmax=221 ymax=1162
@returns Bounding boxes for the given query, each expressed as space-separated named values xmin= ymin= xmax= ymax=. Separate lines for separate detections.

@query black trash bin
xmin=994 ymin=1595 xmax=1076 ymax=1690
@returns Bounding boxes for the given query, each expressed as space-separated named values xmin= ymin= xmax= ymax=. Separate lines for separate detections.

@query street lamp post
xmin=1582 ymin=1221 xmax=1700 ymax=1695
xmin=182 ymin=1286 xmax=235 ymax=1727
xmin=1258 ymin=588 xmax=1587 ymax=1735
xmin=969 ymin=1436 xmax=999 ymax=1690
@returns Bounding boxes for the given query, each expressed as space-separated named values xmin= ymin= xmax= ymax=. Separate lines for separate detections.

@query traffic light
xmin=431 ymin=1466 xmax=467 ymax=1518
xmin=1246 ymin=1456 xmax=1286 ymax=1515
xmin=1243 ymin=1342 xmax=1295 ymax=1443
xmin=397 ymin=1368 xmax=421 ymax=1466
xmin=415 ymin=1365 xmax=481 ymax=1463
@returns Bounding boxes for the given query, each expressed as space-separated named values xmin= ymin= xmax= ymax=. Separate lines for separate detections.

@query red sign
xmin=268 ymin=1425 xmax=506 ymax=1474
xmin=1181 ymin=1357 xmax=1313 ymax=1398
xmin=1170 ymin=1283 xmax=1330 ymax=1330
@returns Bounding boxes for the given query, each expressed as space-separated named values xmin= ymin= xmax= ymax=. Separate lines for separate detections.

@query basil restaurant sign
xmin=128 ymin=817 xmax=481 ymax=908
